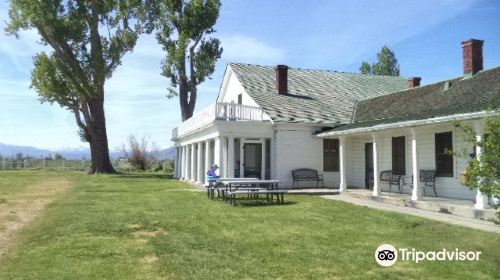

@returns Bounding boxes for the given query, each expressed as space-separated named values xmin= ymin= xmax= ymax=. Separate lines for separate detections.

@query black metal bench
xmin=420 ymin=170 xmax=437 ymax=196
xmin=291 ymin=169 xmax=323 ymax=188
xmin=379 ymin=170 xmax=402 ymax=193
xmin=401 ymin=170 xmax=437 ymax=196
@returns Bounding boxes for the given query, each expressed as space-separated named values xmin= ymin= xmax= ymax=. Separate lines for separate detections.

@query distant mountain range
xmin=0 ymin=143 xmax=176 ymax=160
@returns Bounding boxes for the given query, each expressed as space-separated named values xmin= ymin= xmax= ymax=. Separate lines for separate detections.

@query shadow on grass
xmin=112 ymin=173 xmax=174 ymax=180
xmin=234 ymin=199 xmax=298 ymax=208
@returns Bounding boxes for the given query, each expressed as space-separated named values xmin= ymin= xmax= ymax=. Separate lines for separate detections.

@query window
xmin=323 ymin=139 xmax=339 ymax=172
xmin=435 ymin=132 xmax=453 ymax=177
xmin=238 ymin=94 xmax=242 ymax=104
xmin=392 ymin=136 xmax=406 ymax=175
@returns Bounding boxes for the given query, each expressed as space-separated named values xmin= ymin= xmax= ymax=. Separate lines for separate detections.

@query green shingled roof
xmin=324 ymin=66 xmax=500 ymax=132
xmin=229 ymin=63 xmax=408 ymax=124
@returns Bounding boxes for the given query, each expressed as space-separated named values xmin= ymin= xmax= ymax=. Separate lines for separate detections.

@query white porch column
xmin=185 ymin=144 xmax=191 ymax=181
xmin=214 ymin=137 xmax=222 ymax=177
xmin=270 ymin=138 xmax=276 ymax=179
xmin=474 ymin=121 xmax=487 ymax=209
xmin=204 ymin=139 xmax=211 ymax=184
xmin=227 ymin=136 xmax=235 ymax=178
xmin=182 ymin=146 xmax=187 ymax=180
xmin=411 ymin=127 xmax=421 ymax=201
xmin=372 ymin=133 xmax=381 ymax=196
xmin=184 ymin=145 xmax=189 ymax=180
xmin=177 ymin=147 xmax=182 ymax=178
xmin=221 ymin=136 xmax=228 ymax=178
xmin=197 ymin=142 xmax=203 ymax=184
xmin=174 ymin=147 xmax=179 ymax=178
xmin=190 ymin=143 xmax=196 ymax=182
xmin=339 ymin=136 xmax=347 ymax=192
xmin=179 ymin=146 xmax=185 ymax=179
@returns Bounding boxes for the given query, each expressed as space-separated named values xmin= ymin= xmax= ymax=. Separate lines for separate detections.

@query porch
xmin=172 ymin=102 xmax=274 ymax=184
xmin=319 ymin=118 xmax=492 ymax=210
xmin=174 ymin=135 xmax=273 ymax=184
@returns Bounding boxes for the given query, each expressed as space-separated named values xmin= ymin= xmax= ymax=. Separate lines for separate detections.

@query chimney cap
xmin=461 ymin=38 xmax=484 ymax=45
xmin=275 ymin=64 xmax=289 ymax=70
xmin=407 ymin=77 xmax=422 ymax=82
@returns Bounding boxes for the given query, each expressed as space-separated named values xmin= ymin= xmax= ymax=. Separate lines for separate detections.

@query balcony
xmin=172 ymin=103 xmax=265 ymax=138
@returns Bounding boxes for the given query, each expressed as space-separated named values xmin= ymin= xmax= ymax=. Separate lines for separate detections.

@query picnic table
xmin=220 ymin=179 xmax=285 ymax=206
xmin=207 ymin=178 xmax=259 ymax=199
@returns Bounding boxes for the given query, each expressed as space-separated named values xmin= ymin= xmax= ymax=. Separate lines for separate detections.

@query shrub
xmin=454 ymin=116 xmax=500 ymax=223
xmin=122 ymin=135 xmax=156 ymax=171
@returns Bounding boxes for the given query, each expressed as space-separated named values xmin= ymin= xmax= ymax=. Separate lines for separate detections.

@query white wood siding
xmin=275 ymin=125 xmax=324 ymax=188
xmin=217 ymin=67 xmax=260 ymax=107
xmin=347 ymin=135 xmax=371 ymax=188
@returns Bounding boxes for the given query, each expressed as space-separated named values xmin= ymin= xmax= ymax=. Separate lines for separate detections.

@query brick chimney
xmin=275 ymin=65 xmax=288 ymax=94
xmin=461 ymin=39 xmax=484 ymax=75
xmin=407 ymin=77 xmax=421 ymax=88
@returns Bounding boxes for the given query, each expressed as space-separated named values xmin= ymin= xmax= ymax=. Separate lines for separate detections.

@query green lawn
xmin=0 ymin=170 xmax=499 ymax=279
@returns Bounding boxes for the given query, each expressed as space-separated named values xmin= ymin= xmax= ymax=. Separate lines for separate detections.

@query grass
xmin=0 ymin=170 xmax=499 ymax=279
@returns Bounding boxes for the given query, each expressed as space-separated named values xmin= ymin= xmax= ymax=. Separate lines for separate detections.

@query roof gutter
xmin=317 ymin=110 xmax=498 ymax=138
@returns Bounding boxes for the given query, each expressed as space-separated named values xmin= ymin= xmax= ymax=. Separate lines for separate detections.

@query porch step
xmin=342 ymin=191 xmax=497 ymax=221
xmin=409 ymin=200 xmax=496 ymax=221
xmin=346 ymin=191 xmax=408 ymax=207
xmin=283 ymin=188 xmax=339 ymax=195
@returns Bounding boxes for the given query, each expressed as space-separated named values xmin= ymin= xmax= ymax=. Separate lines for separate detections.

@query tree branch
xmin=34 ymin=23 xmax=95 ymax=98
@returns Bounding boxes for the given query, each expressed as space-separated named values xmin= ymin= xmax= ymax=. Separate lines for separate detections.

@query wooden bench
xmin=291 ymin=169 xmax=323 ymax=188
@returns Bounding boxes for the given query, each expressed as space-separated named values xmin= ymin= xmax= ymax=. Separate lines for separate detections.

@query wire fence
xmin=0 ymin=159 xmax=90 ymax=171
xmin=0 ymin=158 xmax=174 ymax=173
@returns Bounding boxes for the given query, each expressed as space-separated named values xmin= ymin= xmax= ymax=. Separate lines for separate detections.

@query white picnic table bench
xmin=208 ymin=178 xmax=286 ymax=206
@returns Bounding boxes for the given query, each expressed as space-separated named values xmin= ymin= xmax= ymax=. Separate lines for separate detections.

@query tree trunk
xmin=86 ymin=95 xmax=116 ymax=174
xmin=179 ymin=82 xmax=196 ymax=121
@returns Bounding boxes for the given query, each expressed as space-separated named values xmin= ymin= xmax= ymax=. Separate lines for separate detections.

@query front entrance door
xmin=243 ymin=143 xmax=262 ymax=179
xmin=365 ymin=143 xmax=374 ymax=190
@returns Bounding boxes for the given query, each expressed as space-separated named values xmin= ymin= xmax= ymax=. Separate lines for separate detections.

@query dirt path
xmin=0 ymin=178 xmax=72 ymax=258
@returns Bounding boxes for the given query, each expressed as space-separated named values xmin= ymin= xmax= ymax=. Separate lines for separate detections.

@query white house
xmin=172 ymin=39 xmax=499 ymax=210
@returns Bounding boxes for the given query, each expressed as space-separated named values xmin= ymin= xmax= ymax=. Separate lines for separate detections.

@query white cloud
xmin=220 ymin=35 xmax=285 ymax=64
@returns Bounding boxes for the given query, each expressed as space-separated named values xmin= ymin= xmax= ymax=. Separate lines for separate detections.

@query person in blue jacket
xmin=207 ymin=164 xmax=220 ymax=180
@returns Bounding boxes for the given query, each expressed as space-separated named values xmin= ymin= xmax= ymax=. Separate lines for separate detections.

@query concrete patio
xmin=340 ymin=188 xmax=497 ymax=221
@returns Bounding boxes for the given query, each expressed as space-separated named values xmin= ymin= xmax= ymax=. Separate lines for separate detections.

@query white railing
xmin=214 ymin=103 xmax=264 ymax=121
xmin=174 ymin=103 xmax=264 ymax=138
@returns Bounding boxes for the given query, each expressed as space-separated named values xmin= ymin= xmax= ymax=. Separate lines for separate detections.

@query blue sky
xmin=0 ymin=0 xmax=499 ymax=150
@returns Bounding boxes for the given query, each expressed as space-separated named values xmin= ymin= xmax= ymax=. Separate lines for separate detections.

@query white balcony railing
xmin=173 ymin=103 xmax=265 ymax=138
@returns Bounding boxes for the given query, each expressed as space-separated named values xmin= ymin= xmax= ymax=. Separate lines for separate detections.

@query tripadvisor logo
xmin=375 ymin=244 xmax=397 ymax=267
xmin=375 ymin=244 xmax=481 ymax=267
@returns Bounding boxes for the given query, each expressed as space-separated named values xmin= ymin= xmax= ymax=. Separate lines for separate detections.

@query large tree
xmin=360 ymin=45 xmax=400 ymax=76
xmin=6 ymin=0 xmax=144 ymax=173
xmin=147 ymin=0 xmax=223 ymax=121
